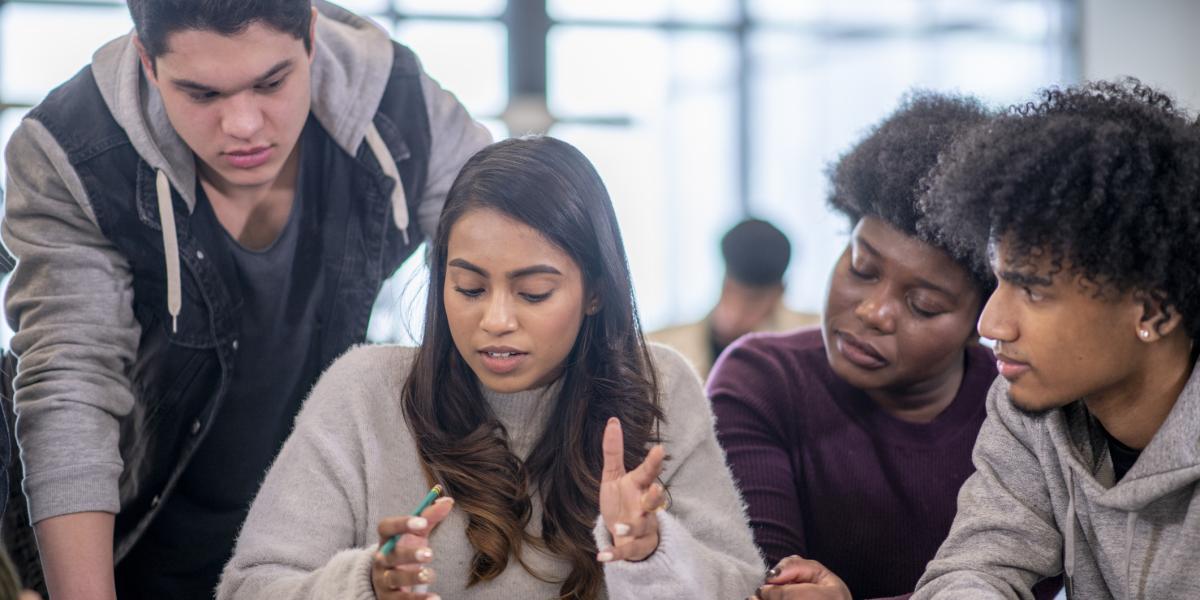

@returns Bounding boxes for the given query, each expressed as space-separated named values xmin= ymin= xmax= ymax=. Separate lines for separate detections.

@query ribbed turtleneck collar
xmin=481 ymin=378 xmax=563 ymax=459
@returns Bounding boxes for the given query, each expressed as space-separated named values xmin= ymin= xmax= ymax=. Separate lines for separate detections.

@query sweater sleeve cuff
xmin=593 ymin=512 xmax=701 ymax=598
xmin=349 ymin=544 xmax=380 ymax=600
xmin=24 ymin=462 xmax=122 ymax=524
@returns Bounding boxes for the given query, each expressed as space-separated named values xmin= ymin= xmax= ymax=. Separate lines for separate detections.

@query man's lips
xmin=995 ymin=353 xmax=1032 ymax=380
xmin=835 ymin=331 xmax=889 ymax=369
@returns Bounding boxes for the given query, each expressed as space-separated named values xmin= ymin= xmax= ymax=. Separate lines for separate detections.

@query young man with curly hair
xmin=1 ymin=1 xmax=490 ymax=598
xmin=912 ymin=80 xmax=1200 ymax=599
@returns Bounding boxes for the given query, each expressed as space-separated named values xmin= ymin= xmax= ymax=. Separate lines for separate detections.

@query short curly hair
xmin=828 ymin=90 xmax=993 ymax=290
xmin=919 ymin=79 xmax=1200 ymax=339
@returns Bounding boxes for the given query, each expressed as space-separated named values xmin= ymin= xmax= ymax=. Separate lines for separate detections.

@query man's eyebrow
xmin=253 ymin=60 xmax=294 ymax=82
xmin=856 ymin=237 xmax=881 ymax=257
xmin=998 ymin=270 xmax=1053 ymax=287
xmin=170 ymin=59 xmax=294 ymax=92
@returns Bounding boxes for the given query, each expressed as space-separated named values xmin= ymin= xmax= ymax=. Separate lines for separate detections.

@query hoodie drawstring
xmin=1065 ymin=466 xmax=1141 ymax=600
xmin=364 ymin=123 xmax=410 ymax=246
xmin=1064 ymin=467 xmax=1077 ymax=598
xmin=1124 ymin=511 xmax=1137 ymax=600
xmin=156 ymin=170 xmax=182 ymax=333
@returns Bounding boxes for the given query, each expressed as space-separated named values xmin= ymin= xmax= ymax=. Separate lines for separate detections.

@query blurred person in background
xmin=650 ymin=218 xmax=817 ymax=379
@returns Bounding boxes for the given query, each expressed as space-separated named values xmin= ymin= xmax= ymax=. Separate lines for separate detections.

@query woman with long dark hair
xmin=217 ymin=136 xmax=762 ymax=600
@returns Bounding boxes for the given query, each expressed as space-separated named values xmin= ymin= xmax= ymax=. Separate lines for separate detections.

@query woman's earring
xmin=1139 ymin=329 xmax=1151 ymax=340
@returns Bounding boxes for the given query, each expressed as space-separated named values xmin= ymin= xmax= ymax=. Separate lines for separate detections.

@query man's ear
xmin=133 ymin=35 xmax=159 ymax=86
xmin=307 ymin=6 xmax=318 ymax=63
xmin=1133 ymin=289 xmax=1183 ymax=341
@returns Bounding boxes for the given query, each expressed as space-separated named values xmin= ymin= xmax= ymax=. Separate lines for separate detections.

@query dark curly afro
xmin=828 ymin=90 xmax=993 ymax=290
xmin=919 ymin=78 xmax=1200 ymax=340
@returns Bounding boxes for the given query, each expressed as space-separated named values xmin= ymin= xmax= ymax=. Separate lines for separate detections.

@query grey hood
xmin=1051 ymin=361 xmax=1200 ymax=599
xmin=90 ymin=1 xmax=404 ymax=331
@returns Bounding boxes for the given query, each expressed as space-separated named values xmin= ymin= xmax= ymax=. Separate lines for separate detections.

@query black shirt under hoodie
xmin=117 ymin=121 xmax=328 ymax=599
xmin=1105 ymin=426 xmax=1143 ymax=483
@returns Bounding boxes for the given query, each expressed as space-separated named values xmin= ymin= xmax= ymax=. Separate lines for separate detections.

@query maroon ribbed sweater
xmin=708 ymin=327 xmax=995 ymax=599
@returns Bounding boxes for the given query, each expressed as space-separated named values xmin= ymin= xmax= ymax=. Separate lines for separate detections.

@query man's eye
xmin=848 ymin=265 xmax=875 ymax=280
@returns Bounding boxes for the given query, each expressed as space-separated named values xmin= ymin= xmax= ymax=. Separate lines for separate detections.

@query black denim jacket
xmin=21 ymin=42 xmax=432 ymax=563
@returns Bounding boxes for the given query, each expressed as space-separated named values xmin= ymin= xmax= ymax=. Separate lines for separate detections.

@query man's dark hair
xmin=721 ymin=218 xmax=792 ymax=287
xmin=828 ymin=90 xmax=993 ymax=290
xmin=128 ymin=0 xmax=314 ymax=59
xmin=920 ymin=78 xmax=1200 ymax=340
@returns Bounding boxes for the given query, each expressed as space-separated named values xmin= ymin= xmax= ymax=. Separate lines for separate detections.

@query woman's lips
xmin=835 ymin=331 xmax=889 ymax=370
xmin=224 ymin=146 xmax=274 ymax=169
xmin=478 ymin=350 xmax=528 ymax=375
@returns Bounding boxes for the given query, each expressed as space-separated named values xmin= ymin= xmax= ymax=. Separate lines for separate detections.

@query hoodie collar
xmin=89 ymin=0 xmax=394 ymax=214
xmin=1053 ymin=362 xmax=1200 ymax=512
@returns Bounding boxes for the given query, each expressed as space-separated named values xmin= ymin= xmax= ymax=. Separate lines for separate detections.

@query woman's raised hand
xmin=598 ymin=417 xmax=667 ymax=563
xmin=372 ymin=497 xmax=454 ymax=600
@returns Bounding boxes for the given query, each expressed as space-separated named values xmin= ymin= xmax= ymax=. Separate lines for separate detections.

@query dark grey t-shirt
xmin=118 ymin=122 xmax=329 ymax=598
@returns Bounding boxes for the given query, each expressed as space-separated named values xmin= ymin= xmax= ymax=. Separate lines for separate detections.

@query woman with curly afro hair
xmin=711 ymin=92 xmax=1060 ymax=600
xmin=913 ymin=79 xmax=1200 ymax=599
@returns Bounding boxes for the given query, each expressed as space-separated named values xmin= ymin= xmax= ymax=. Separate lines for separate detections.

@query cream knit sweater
xmin=217 ymin=343 xmax=763 ymax=599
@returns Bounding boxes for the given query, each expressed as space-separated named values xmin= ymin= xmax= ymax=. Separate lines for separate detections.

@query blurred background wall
xmin=0 ymin=0 xmax=1192 ymax=346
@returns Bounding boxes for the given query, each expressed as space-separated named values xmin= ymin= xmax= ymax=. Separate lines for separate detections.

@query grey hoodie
xmin=2 ymin=1 xmax=491 ymax=525
xmin=912 ymin=365 xmax=1200 ymax=600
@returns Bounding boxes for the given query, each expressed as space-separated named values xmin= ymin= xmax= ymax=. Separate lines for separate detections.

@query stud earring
xmin=1139 ymin=329 xmax=1151 ymax=340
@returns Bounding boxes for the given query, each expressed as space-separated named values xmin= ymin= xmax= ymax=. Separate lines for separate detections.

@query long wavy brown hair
xmin=402 ymin=136 xmax=663 ymax=599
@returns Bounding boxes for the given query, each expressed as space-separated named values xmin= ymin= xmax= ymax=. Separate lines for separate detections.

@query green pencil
xmin=380 ymin=484 xmax=443 ymax=557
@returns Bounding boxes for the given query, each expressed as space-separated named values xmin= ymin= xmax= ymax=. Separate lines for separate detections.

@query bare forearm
xmin=35 ymin=512 xmax=116 ymax=600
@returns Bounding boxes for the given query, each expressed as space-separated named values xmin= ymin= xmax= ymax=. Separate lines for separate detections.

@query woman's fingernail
xmin=766 ymin=566 xmax=781 ymax=579
xmin=409 ymin=516 xmax=428 ymax=529
xmin=417 ymin=567 xmax=433 ymax=583
xmin=415 ymin=547 xmax=433 ymax=562
xmin=435 ymin=497 xmax=455 ymax=507
xmin=614 ymin=523 xmax=631 ymax=536
xmin=597 ymin=550 xmax=614 ymax=562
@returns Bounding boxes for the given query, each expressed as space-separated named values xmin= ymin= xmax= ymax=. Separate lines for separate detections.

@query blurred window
xmin=0 ymin=0 xmax=1074 ymax=348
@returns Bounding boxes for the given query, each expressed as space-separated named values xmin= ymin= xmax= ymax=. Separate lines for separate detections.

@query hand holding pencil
xmin=371 ymin=486 xmax=455 ymax=600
